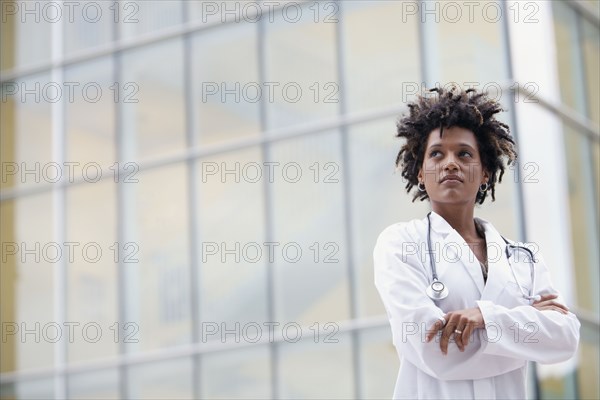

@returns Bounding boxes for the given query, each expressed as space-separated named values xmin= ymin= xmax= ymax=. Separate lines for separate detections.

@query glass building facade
xmin=0 ymin=1 xmax=598 ymax=399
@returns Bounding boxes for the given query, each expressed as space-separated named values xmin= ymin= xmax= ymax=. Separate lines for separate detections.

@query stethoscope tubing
xmin=425 ymin=212 xmax=538 ymax=303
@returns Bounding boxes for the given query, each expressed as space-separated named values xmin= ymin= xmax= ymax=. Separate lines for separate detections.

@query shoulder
xmin=373 ymin=218 xmax=428 ymax=275
xmin=374 ymin=217 xmax=425 ymax=250
xmin=475 ymin=216 xmax=543 ymax=260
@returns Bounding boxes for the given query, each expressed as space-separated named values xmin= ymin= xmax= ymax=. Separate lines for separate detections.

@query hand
xmin=425 ymin=308 xmax=485 ymax=354
xmin=532 ymin=293 xmax=569 ymax=315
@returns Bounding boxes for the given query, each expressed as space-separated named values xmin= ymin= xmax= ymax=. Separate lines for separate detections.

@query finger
xmin=534 ymin=301 xmax=569 ymax=312
xmin=536 ymin=305 xmax=569 ymax=314
xmin=425 ymin=318 xmax=444 ymax=342
xmin=455 ymin=325 xmax=466 ymax=352
xmin=548 ymin=306 xmax=568 ymax=314
xmin=440 ymin=320 xmax=457 ymax=355
xmin=440 ymin=330 xmax=450 ymax=355
xmin=462 ymin=322 xmax=475 ymax=348
xmin=541 ymin=301 xmax=569 ymax=312
xmin=534 ymin=293 xmax=558 ymax=304
xmin=550 ymin=301 xmax=569 ymax=312
xmin=554 ymin=306 xmax=569 ymax=315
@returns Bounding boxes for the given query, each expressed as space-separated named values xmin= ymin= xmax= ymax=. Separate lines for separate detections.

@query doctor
xmin=374 ymin=87 xmax=580 ymax=399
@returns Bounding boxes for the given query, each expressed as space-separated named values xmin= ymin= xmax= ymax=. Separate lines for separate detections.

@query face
xmin=418 ymin=126 xmax=489 ymax=206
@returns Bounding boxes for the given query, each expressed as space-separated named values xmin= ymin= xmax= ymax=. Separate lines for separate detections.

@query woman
xmin=374 ymin=87 xmax=580 ymax=399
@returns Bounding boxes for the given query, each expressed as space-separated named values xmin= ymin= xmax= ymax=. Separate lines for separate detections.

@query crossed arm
xmin=374 ymin=227 xmax=580 ymax=379
xmin=425 ymin=294 xmax=570 ymax=354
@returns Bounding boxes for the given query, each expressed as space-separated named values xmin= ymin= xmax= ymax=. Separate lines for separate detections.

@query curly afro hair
xmin=395 ymin=86 xmax=518 ymax=204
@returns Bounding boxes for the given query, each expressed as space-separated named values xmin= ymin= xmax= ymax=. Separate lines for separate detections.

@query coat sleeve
xmin=373 ymin=225 xmax=525 ymax=380
xmin=476 ymin=252 xmax=581 ymax=363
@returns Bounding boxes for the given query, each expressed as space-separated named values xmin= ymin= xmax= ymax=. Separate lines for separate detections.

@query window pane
xmin=279 ymin=331 xmax=354 ymax=398
xmin=119 ymin=0 xmax=183 ymax=41
xmin=200 ymin=345 xmax=271 ymax=398
xmin=191 ymin=23 xmax=260 ymax=146
xmin=68 ymin=368 xmax=119 ymax=400
xmin=197 ymin=147 xmax=268 ymax=334
xmin=264 ymin=4 xmax=338 ymax=130
xmin=3 ymin=73 xmax=53 ymax=191
xmin=425 ymin=1 xmax=508 ymax=88
xmin=1 ymin=378 xmax=54 ymax=400
xmin=0 ymin=3 xmax=51 ymax=72
xmin=124 ymin=163 xmax=191 ymax=352
xmin=553 ymin=1 xmax=587 ymax=114
xmin=65 ymin=56 xmax=116 ymax=168
xmin=578 ymin=321 xmax=600 ymax=400
xmin=563 ymin=124 xmax=600 ymax=314
xmin=121 ymin=38 xmax=186 ymax=160
xmin=128 ymin=357 xmax=193 ymax=399
xmin=360 ymin=326 xmax=398 ymax=399
xmin=342 ymin=1 xmax=420 ymax=113
xmin=0 ymin=193 xmax=55 ymax=372
xmin=269 ymin=132 xmax=350 ymax=325
xmin=64 ymin=2 xmax=114 ymax=57
xmin=66 ymin=180 xmax=118 ymax=363
xmin=582 ymin=20 xmax=600 ymax=126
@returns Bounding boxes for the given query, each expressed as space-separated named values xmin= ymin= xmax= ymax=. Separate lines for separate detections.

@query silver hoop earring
xmin=418 ymin=182 xmax=426 ymax=192
xmin=479 ymin=182 xmax=489 ymax=193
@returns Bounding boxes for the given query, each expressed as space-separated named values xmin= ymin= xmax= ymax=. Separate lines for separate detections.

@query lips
xmin=440 ymin=175 xmax=463 ymax=183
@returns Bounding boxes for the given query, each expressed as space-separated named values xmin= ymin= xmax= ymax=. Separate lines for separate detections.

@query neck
xmin=431 ymin=204 xmax=479 ymax=240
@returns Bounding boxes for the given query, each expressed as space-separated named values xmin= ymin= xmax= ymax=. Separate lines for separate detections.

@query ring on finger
xmin=454 ymin=329 xmax=463 ymax=335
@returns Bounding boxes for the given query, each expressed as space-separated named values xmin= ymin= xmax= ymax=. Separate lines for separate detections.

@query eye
xmin=429 ymin=150 xmax=441 ymax=157
xmin=459 ymin=150 xmax=473 ymax=157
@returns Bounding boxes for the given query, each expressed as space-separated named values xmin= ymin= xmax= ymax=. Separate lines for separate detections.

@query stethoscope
xmin=425 ymin=212 xmax=541 ymax=303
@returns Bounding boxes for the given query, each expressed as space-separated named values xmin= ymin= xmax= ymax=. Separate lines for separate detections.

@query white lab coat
xmin=373 ymin=211 xmax=580 ymax=400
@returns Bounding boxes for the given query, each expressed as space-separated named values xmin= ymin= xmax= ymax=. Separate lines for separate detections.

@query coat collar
xmin=423 ymin=211 xmax=512 ymax=300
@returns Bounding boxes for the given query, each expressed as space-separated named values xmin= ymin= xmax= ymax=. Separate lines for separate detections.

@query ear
xmin=482 ymin=169 xmax=490 ymax=183
xmin=417 ymin=168 xmax=423 ymax=183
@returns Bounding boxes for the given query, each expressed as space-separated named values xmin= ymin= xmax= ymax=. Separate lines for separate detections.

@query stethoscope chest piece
xmin=426 ymin=279 xmax=449 ymax=300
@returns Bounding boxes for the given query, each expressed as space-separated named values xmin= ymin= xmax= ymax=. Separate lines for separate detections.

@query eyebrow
xmin=427 ymin=143 xmax=476 ymax=150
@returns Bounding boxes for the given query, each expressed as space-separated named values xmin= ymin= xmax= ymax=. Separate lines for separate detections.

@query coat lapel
xmin=428 ymin=211 xmax=485 ymax=296
xmin=476 ymin=217 xmax=512 ymax=302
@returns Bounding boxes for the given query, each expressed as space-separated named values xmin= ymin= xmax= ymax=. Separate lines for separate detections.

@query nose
xmin=443 ymin=158 xmax=459 ymax=172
